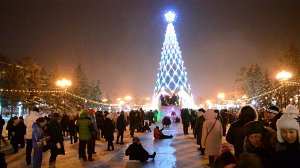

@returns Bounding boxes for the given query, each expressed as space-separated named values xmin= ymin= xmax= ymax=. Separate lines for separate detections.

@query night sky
xmin=1 ymin=0 xmax=300 ymax=100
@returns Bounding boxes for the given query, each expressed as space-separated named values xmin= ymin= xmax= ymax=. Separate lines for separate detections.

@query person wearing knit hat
xmin=243 ymin=121 xmax=277 ymax=167
xmin=271 ymin=105 xmax=300 ymax=168
xmin=264 ymin=105 xmax=283 ymax=131
xmin=276 ymin=105 xmax=300 ymax=143
xmin=103 ymin=112 xmax=115 ymax=151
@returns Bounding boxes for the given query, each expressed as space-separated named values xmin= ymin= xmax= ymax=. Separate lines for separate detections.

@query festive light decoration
xmin=238 ymin=81 xmax=300 ymax=102
xmin=153 ymin=11 xmax=194 ymax=108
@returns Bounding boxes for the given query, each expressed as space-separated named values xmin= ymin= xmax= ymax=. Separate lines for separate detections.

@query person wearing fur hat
xmin=194 ymin=108 xmax=206 ymax=155
xmin=103 ymin=113 xmax=115 ymax=151
xmin=201 ymin=109 xmax=223 ymax=166
xmin=226 ymin=105 xmax=258 ymax=157
xmin=263 ymin=105 xmax=283 ymax=131
xmin=270 ymin=105 xmax=300 ymax=168
xmin=243 ymin=121 xmax=277 ymax=168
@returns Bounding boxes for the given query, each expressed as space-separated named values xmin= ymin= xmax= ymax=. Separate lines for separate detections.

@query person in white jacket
xmin=201 ymin=109 xmax=223 ymax=167
xmin=24 ymin=107 xmax=41 ymax=165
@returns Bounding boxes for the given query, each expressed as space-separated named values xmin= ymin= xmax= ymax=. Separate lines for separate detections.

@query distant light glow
xmin=276 ymin=71 xmax=292 ymax=81
xmin=165 ymin=11 xmax=176 ymax=23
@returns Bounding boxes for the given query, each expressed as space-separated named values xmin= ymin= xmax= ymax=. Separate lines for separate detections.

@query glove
xmin=56 ymin=143 xmax=61 ymax=149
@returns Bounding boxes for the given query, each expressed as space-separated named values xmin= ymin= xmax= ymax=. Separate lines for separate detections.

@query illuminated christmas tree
xmin=152 ymin=11 xmax=194 ymax=109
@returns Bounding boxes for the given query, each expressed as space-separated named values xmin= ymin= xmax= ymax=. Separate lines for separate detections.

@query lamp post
xmin=56 ymin=79 xmax=72 ymax=113
xmin=276 ymin=71 xmax=292 ymax=109
xmin=217 ymin=93 xmax=225 ymax=109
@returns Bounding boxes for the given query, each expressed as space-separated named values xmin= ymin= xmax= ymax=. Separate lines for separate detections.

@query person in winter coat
xmin=17 ymin=117 xmax=26 ymax=148
xmin=226 ymin=105 xmax=258 ymax=157
xmin=103 ymin=113 xmax=114 ymax=151
xmin=11 ymin=118 xmax=26 ymax=153
xmin=213 ymin=146 xmax=236 ymax=168
xmin=68 ymin=115 xmax=78 ymax=144
xmin=95 ymin=111 xmax=104 ymax=139
xmin=32 ymin=117 xmax=48 ymax=168
xmin=270 ymin=105 xmax=300 ymax=168
xmin=129 ymin=110 xmax=137 ymax=137
xmin=24 ymin=107 xmax=41 ymax=165
xmin=76 ymin=111 xmax=94 ymax=162
xmin=263 ymin=106 xmax=283 ymax=131
xmin=0 ymin=152 xmax=7 ymax=168
xmin=125 ymin=137 xmax=156 ymax=162
xmin=48 ymin=113 xmax=65 ymax=164
xmin=201 ymin=109 xmax=223 ymax=166
xmin=243 ymin=121 xmax=277 ymax=168
xmin=60 ymin=113 xmax=69 ymax=136
xmin=194 ymin=108 xmax=205 ymax=155
xmin=181 ymin=108 xmax=190 ymax=135
xmin=116 ymin=111 xmax=126 ymax=144
xmin=88 ymin=109 xmax=99 ymax=154
xmin=154 ymin=126 xmax=173 ymax=139
xmin=6 ymin=116 xmax=17 ymax=141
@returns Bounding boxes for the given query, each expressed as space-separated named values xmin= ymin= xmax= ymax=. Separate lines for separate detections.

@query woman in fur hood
xmin=243 ymin=121 xmax=277 ymax=168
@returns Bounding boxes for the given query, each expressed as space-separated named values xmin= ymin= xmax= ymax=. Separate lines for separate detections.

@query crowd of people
xmin=0 ymin=107 xmax=159 ymax=167
xmin=181 ymin=105 xmax=300 ymax=168
xmin=0 ymin=104 xmax=300 ymax=167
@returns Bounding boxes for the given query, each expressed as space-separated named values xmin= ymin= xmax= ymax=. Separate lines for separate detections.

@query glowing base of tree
xmin=151 ymin=89 xmax=195 ymax=110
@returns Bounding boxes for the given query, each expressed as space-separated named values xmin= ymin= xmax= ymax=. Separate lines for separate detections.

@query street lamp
xmin=125 ymin=96 xmax=132 ymax=101
xmin=276 ymin=70 xmax=292 ymax=109
xmin=217 ymin=93 xmax=225 ymax=109
xmin=56 ymin=79 xmax=72 ymax=113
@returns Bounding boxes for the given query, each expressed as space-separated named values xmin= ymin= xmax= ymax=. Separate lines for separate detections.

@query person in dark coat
xmin=95 ymin=111 xmax=104 ymax=138
xmin=68 ymin=115 xmax=78 ymax=144
xmin=226 ymin=105 xmax=258 ymax=158
xmin=125 ymin=137 xmax=156 ymax=162
xmin=194 ymin=108 xmax=205 ymax=155
xmin=220 ymin=109 xmax=230 ymax=136
xmin=11 ymin=118 xmax=26 ymax=153
xmin=129 ymin=110 xmax=136 ymax=137
xmin=270 ymin=105 xmax=300 ymax=168
xmin=263 ymin=106 xmax=282 ymax=131
xmin=116 ymin=111 xmax=126 ymax=144
xmin=6 ymin=116 xmax=17 ymax=140
xmin=103 ymin=113 xmax=114 ymax=151
xmin=60 ymin=113 xmax=69 ymax=136
xmin=181 ymin=108 xmax=190 ymax=135
xmin=243 ymin=121 xmax=277 ymax=168
xmin=17 ymin=117 xmax=26 ymax=148
xmin=0 ymin=152 xmax=7 ymax=168
xmin=48 ymin=113 xmax=65 ymax=164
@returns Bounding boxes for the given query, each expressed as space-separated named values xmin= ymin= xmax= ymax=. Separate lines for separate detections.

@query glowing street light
xmin=56 ymin=78 xmax=71 ymax=113
xmin=217 ymin=93 xmax=225 ymax=109
xmin=217 ymin=93 xmax=225 ymax=100
xmin=276 ymin=70 xmax=292 ymax=109
xmin=125 ymin=96 xmax=132 ymax=101
xmin=102 ymin=98 xmax=108 ymax=103
xmin=276 ymin=71 xmax=292 ymax=81
xmin=56 ymin=79 xmax=72 ymax=88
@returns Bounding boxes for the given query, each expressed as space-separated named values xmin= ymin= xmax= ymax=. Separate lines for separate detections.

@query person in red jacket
xmin=154 ymin=126 xmax=173 ymax=139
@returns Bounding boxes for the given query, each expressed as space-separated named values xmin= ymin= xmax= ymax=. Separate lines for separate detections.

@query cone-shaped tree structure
xmin=153 ymin=11 xmax=194 ymax=108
